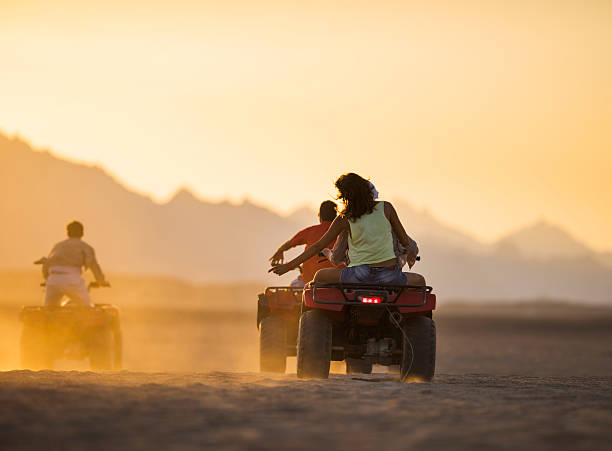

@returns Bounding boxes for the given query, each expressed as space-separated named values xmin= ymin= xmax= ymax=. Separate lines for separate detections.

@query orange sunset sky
xmin=1 ymin=0 xmax=610 ymax=250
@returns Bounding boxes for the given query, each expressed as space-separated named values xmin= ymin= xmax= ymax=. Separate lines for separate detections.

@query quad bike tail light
xmin=360 ymin=296 xmax=383 ymax=304
xmin=353 ymin=290 xmax=388 ymax=305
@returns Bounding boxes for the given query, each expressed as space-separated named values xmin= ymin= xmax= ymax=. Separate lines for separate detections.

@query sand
xmin=0 ymin=275 xmax=611 ymax=450
xmin=1 ymin=371 xmax=610 ymax=451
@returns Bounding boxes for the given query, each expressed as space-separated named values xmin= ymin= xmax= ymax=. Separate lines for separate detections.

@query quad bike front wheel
xmin=259 ymin=316 xmax=287 ymax=373
xmin=89 ymin=326 xmax=113 ymax=370
xmin=297 ymin=310 xmax=332 ymax=379
xmin=113 ymin=328 xmax=123 ymax=370
xmin=401 ymin=316 xmax=436 ymax=382
xmin=20 ymin=324 xmax=53 ymax=370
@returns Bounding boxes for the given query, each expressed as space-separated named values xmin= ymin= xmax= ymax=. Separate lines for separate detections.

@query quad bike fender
xmin=257 ymin=289 xmax=301 ymax=328
xmin=265 ymin=288 xmax=302 ymax=312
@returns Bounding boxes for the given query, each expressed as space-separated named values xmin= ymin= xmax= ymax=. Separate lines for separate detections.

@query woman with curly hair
xmin=269 ymin=173 xmax=425 ymax=286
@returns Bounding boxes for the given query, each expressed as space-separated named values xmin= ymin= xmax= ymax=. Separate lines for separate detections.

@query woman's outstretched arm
xmin=269 ymin=216 xmax=348 ymax=275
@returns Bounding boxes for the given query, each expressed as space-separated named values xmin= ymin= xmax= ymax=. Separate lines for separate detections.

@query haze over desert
xmin=1 ymin=271 xmax=611 ymax=449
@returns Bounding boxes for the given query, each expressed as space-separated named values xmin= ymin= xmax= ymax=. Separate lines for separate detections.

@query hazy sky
xmin=1 ymin=0 xmax=611 ymax=250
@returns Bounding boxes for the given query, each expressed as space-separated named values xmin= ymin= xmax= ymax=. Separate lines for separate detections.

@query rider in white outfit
xmin=41 ymin=221 xmax=109 ymax=307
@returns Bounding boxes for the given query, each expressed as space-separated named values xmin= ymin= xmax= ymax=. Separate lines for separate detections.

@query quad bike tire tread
xmin=89 ymin=326 xmax=113 ymax=370
xmin=113 ymin=328 xmax=123 ymax=371
xmin=297 ymin=310 xmax=332 ymax=379
xmin=401 ymin=316 xmax=436 ymax=381
xmin=259 ymin=316 xmax=287 ymax=373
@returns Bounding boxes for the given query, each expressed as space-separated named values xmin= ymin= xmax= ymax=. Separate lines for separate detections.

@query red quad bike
xmin=20 ymin=282 xmax=122 ymax=371
xmin=298 ymin=276 xmax=436 ymax=381
xmin=257 ymin=287 xmax=303 ymax=373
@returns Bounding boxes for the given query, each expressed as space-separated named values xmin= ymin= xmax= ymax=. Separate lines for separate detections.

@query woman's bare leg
xmin=313 ymin=268 xmax=344 ymax=283
xmin=403 ymin=272 xmax=426 ymax=286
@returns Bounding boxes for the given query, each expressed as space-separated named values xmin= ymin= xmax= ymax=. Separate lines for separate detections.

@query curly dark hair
xmin=335 ymin=173 xmax=376 ymax=221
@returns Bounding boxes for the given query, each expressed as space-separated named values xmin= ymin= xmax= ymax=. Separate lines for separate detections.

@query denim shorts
xmin=341 ymin=264 xmax=408 ymax=285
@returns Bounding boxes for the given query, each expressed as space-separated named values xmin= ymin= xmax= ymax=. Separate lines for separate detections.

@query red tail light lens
xmin=361 ymin=296 xmax=382 ymax=304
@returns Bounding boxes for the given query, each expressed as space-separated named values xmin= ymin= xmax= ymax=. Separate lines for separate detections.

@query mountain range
xmin=1 ymin=132 xmax=610 ymax=303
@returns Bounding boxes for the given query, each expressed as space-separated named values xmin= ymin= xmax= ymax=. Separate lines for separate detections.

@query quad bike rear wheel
xmin=113 ymin=328 xmax=123 ymax=370
xmin=259 ymin=316 xmax=287 ymax=373
xmin=297 ymin=310 xmax=332 ymax=379
xmin=345 ymin=358 xmax=373 ymax=375
xmin=401 ymin=316 xmax=436 ymax=382
xmin=20 ymin=324 xmax=52 ymax=370
xmin=89 ymin=326 xmax=113 ymax=370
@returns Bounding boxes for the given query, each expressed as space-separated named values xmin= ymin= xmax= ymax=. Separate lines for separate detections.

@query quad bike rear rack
xmin=311 ymin=282 xmax=432 ymax=308
xmin=264 ymin=286 xmax=304 ymax=306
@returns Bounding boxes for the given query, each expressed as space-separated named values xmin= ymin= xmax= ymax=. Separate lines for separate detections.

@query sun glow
xmin=1 ymin=1 xmax=610 ymax=250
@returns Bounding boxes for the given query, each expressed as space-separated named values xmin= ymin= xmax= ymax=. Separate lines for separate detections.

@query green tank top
xmin=347 ymin=202 xmax=396 ymax=267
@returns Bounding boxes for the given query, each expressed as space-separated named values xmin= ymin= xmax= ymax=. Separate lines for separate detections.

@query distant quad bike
xmin=298 ymin=281 xmax=436 ymax=381
xmin=20 ymin=282 xmax=122 ymax=371
xmin=257 ymin=287 xmax=303 ymax=373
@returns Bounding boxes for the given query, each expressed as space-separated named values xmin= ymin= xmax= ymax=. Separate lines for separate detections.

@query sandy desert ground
xmin=0 ymin=272 xmax=611 ymax=450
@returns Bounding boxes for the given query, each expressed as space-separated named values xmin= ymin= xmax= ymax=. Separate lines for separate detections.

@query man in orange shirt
xmin=270 ymin=201 xmax=338 ymax=284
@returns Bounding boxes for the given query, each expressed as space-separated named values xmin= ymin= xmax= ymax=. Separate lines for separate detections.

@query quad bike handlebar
xmin=88 ymin=281 xmax=111 ymax=289
xmin=35 ymin=256 xmax=110 ymax=289
xmin=39 ymin=281 xmax=110 ymax=289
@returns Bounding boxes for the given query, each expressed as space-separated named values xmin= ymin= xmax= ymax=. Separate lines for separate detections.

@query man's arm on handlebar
xmin=84 ymin=246 xmax=109 ymax=286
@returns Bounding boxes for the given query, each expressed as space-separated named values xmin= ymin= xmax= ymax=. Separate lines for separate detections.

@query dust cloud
xmin=1 ymin=271 xmax=611 ymax=450
xmin=0 ymin=271 xmax=263 ymax=372
xmin=2 ymin=271 xmax=612 ymax=375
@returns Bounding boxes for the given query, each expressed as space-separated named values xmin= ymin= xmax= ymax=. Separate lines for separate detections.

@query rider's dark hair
xmin=319 ymin=200 xmax=337 ymax=222
xmin=335 ymin=173 xmax=376 ymax=221
xmin=67 ymin=220 xmax=84 ymax=238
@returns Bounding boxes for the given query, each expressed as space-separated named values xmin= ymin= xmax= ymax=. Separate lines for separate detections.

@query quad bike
xmin=297 ymin=275 xmax=436 ymax=381
xmin=256 ymin=286 xmax=303 ymax=373
xmin=20 ymin=282 xmax=122 ymax=371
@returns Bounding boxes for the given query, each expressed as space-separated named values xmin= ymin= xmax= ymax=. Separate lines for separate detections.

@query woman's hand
xmin=269 ymin=249 xmax=284 ymax=266
xmin=268 ymin=263 xmax=291 ymax=276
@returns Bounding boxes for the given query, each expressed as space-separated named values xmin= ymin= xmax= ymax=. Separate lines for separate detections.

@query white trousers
xmin=44 ymin=266 xmax=92 ymax=307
